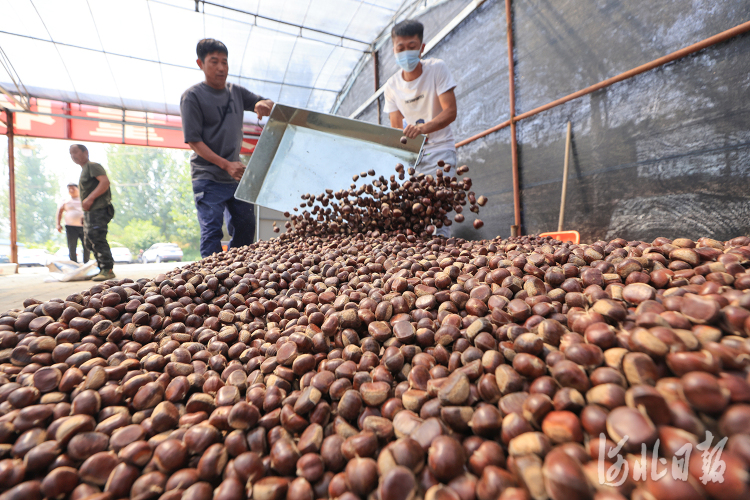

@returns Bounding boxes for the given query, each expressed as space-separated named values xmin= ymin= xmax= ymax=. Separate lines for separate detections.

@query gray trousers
xmin=416 ymin=149 xmax=457 ymax=237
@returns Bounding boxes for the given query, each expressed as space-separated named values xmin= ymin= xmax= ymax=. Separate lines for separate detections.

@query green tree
xmin=0 ymin=139 xmax=60 ymax=244
xmin=168 ymin=155 xmax=201 ymax=260
xmin=106 ymin=146 xmax=200 ymax=259
xmin=105 ymin=145 xmax=182 ymax=238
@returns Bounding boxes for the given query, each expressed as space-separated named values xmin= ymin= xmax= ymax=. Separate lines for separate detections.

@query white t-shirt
xmin=383 ymin=58 xmax=457 ymax=153
xmin=60 ymin=197 xmax=84 ymax=226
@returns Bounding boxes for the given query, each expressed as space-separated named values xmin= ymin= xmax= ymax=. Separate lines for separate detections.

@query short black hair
xmin=392 ymin=20 xmax=424 ymax=42
xmin=197 ymin=38 xmax=228 ymax=62
xmin=72 ymin=144 xmax=88 ymax=154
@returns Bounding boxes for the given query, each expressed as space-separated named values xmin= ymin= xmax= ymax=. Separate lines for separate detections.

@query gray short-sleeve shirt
xmin=180 ymin=82 xmax=264 ymax=183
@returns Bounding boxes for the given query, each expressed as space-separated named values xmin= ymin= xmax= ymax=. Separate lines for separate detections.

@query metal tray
xmin=234 ymin=104 xmax=425 ymax=213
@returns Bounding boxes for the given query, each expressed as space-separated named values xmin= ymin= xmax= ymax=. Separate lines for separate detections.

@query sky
xmin=32 ymin=138 xmax=110 ymax=197
xmin=1 ymin=137 xmax=182 ymax=200
xmin=0 ymin=137 xmax=188 ymax=242
xmin=0 ymin=137 xmax=109 ymax=200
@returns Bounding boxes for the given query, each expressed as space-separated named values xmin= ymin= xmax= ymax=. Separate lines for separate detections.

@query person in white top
xmin=56 ymin=183 xmax=90 ymax=263
xmin=383 ymin=19 xmax=458 ymax=237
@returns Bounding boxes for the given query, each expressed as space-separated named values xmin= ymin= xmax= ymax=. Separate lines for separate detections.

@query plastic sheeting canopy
xmin=0 ymin=0 xmax=406 ymax=118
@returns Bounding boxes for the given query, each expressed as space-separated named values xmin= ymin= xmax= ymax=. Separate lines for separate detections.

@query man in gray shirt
xmin=180 ymin=38 xmax=274 ymax=257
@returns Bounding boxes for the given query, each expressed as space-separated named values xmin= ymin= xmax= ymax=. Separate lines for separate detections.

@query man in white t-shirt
xmin=383 ymin=19 xmax=458 ymax=237
xmin=56 ymin=183 xmax=90 ymax=263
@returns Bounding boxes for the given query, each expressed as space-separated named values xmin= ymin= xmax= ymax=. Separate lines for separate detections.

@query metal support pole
xmin=373 ymin=51 xmax=382 ymax=125
xmin=505 ymin=0 xmax=521 ymax=236
xmin=6 ymin=109 xmax=17 ymax=264
xmin=455 ymin=119 xmax=511 ymax=147
xmin=558 ymin=121 xmax=572 ymax=232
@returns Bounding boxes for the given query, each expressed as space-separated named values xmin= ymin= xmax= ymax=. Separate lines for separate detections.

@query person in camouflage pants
xmin=84 ymin=204 xmax=115 ymax=272
xmin=69 ymin=144 xmax=116 ymax=281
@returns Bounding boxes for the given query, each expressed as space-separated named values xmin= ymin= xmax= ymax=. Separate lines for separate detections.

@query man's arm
xmin=187 ymin=141 xmax=245 ymax=181
xmin=240 ymin=87 xmax=274 ymax=119
xmin=403 ymin=89 xmax=457 ymax=139
xmin=255 ymin=99 xmax=274 ymax=119
xmin=82 ymin=175 xmax=110 ymax=211
xmin=389 ymin=110 xmax=405 ymax=129
xmin=56 ymin=205 xmax=64 ymax=232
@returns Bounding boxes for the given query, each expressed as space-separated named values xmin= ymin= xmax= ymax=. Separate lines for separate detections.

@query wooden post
xmin=6 ymin=109 xmax=17 ymax=264
xmin=558 ymin=121 xmax=572 ymax=232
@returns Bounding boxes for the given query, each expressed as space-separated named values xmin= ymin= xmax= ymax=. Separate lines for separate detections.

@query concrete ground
xmin=0 ymin=262 xmax=193 ymax=313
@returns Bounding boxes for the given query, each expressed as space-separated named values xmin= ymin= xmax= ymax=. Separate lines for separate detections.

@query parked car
xmin=18 ymin=248 xmax=55 ymax=267
xmin=53 ymin=246 xmax=85 ymax=262
xmin=53 ymin=243 xmax=131 ymax=264
xmin=0 ymin=253 xmax=9 ymax=264
xmin=141 ymin=243 xmax=183 ymax=263
xmin=109 ymin=242 xmax=133 ymax=264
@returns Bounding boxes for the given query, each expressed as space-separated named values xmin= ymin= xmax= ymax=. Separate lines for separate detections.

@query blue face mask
xmin=395 ymin=50 xmax=421 ymax=72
